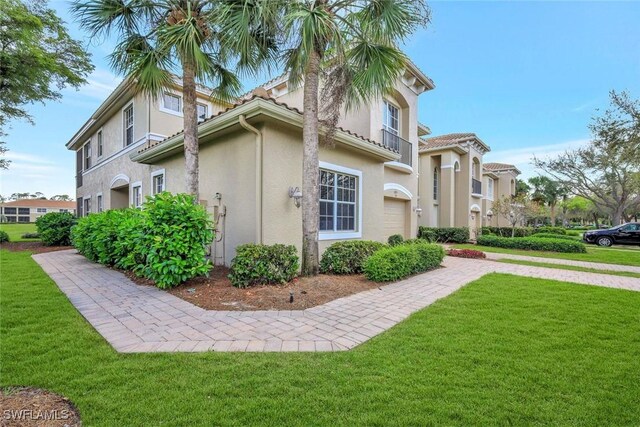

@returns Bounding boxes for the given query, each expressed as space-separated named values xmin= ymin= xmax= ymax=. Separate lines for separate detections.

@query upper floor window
xmin=163 ymin=93 xmax=181 ymax=113
xmin=487 ymin=178 xmax=494 ymax=199
xmin=383 ymin=100 xmax=399 ymax=135
xmin=18 ymin=207 xmax=29 ymax=215
xmin=123 ymin=103 xmax=134 ymax=146
xmin=197 ymin=103 xmax=208 ymax=121
xmin=152 ymin=171 xmax=165 ymax=194
xmin=132 ymin=184 xmax=142 ymax=208
xmin=433 ymin=167 xmax=439 ymax=201
xmin=97 ymin=129 xmax=103 ymax=158
xmin=319 ymin=169 xmax=358 ymax=233
xmin=83 ymin=141 xmax=91 ymax=170
xmin=36 ymin=208 xmax=47 ymax=213
xmin=4 ymin=207 xmax=16 ymax=215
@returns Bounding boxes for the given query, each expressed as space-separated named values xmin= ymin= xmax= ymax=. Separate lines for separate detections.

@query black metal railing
xmin=472 ymin=178 xmax=482 ymax=195
xmin=381 ymin=129 xmax=412 ymax=166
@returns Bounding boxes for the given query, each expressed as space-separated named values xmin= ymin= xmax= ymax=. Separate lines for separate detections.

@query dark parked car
xmin=583 ymin=223 xmax=640 ymax=247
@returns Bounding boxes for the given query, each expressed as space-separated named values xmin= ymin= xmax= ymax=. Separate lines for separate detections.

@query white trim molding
xmin=121 ymin=101 xmax=134 ymax=148
xmin=96 ymin=192 xmax=103 ymax=213
xmin=82 ymin=133 xmax=167 ymax=176
xmin=383 ymin=183 xmax=413 ymax=200
xmin=130 ymin=181 xmax=143 ymax=208
xmin=384 ymin=161 xmax=413 ymax=174
xmin=150 ymin=168 xmax=166 ymax=194
xmin=470 ymin=203 xmax=481 ymax=213
xmin=318 ymin=161 xmax=363 ymax=241
xmin=110 ymin=174 xmax=130 ymax=189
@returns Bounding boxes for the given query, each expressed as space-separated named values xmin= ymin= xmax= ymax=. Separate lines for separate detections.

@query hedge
xmin=72 ymin=193 xmax=214 ymax=288
xmin=228 ymin=244 xmax=298 ymax=288
xmin=533 ymin=233 xmax=579 ymax=241
xmin=418 ymin=227 xmax=469 ymax=243
xmin=481 ymin=226 xmax=567 ymax=238
xmin=36 ymin=212 xmax=77 ymax=246
xmin=364 ymin=242 xmax=444 ymax=282
xmin=535 ymin=226 xmax=566 ymax=235
xmin=0 ymin=230 xmax=8 ymax=243
xmin=476 ymin=235 xmax=586 ymax=253
xmin=387 ymin=234 xmax=404 ymax=246
xmin=320 ymin=240 xmax=385 ymax=274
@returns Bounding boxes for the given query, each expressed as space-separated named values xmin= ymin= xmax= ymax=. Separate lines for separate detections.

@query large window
xmin=4 ymin=207 xmax=16 ymax=215
xmin=487 ymin=178 xmax=494 ymax=200
xmin=18 ymin=216 xmax=29 ymax=223
xmin=84 ymin=141 xmax=91 ymax=170
xmin=162 ymin=93 xmax=181 ymax=113
xmin=320 ymin=169 xmax=357 ymax=233
xmin=382 ymin=100 xmax=399 ymax=135
xmin=123 ymin=104 xmax=134 ymax=146
xmin=197 ymin=103 xmax=208 ymax=121
xmin=152 ymin=172 xmax=165 ymax=194
xmin=97 ymin=129 xmax=103 ymax=158
xmin=18 ymin=208 xmax=29 ymax=215
xmin=433 ymin=167 xmax=439 ymax=201
xmin=132 ymin=184 xmax=142 ymax=208
xmin=36 ymin=208 xmax=47 ymax=213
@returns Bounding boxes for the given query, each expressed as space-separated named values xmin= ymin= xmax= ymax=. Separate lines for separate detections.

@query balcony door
xmin=383 ymin=101 xmax=399 ymax=135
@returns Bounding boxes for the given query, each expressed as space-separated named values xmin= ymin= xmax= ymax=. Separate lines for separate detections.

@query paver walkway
xmin=482 ymin=251 xmax=640 ymax=273
xmin=33 ymin=250 xmax=640 ymax=353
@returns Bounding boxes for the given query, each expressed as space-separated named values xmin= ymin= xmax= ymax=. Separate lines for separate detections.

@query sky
xmin=1 ymin=1 xmax=639 ymax=198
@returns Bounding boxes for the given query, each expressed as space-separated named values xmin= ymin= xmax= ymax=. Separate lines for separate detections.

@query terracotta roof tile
xmin=483 ymin=162 xmax=518 ymax=171
xmin=419 ymin=133 xmax=478 ymax=151
xmin=0 ymin=199 xmax=76 ymax=208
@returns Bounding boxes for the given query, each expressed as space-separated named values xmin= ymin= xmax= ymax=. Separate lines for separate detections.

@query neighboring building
xmin=67 ymin=60 xmax=519 ymax=265
xmin=481 ymin=162 xmax=522 ymax=227
xmin=0 ymin=199 xmax=76 ymax=223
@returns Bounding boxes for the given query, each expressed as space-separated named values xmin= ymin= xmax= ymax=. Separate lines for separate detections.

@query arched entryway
xmin=110 ymin=174 xmax=130 ymax=209
xmin=383 ymin=183 xmax=412 ymax=240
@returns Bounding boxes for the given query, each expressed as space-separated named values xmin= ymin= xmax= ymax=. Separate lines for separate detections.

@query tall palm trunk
xmin=550 ymin=202 xmax=556 ymax=226
xmin=301 ymin=48 xmax=321 ymax=276
xmin=183 ymin=59 xmax=199 ymax=200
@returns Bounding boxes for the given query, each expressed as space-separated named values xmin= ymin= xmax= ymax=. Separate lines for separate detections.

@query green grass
xmin=495 ymin=258 xmax=640 ymax=278
xmin=1 ymin=250 xmax=639 ymax=426
xmin=455 ymin=243 xmax=640 ymax=266
xmin=0 ymin=223 xmax=38 ymax=241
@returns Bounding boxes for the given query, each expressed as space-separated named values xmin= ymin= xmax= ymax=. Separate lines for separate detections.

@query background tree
xmin=492 ymin=194 xmax=538 ymax=237
xmin=563 ymin=195 xmax=598 ymax=226
xmin=73 ymin=0 xmax=277 ymax=199
xmin=535 ymin=91 xmax=640 ymax=225
xmin=50 ymin=194 xmax=72 ymax=201
xmin=271 ymin=0 xmax=430 ymax=275
xmin=515 ymin=179 xmax=531 ymax=197
xmin=528 ymin=176 xmax=565 ymax=225
xmin=0 ymin=0 xmax=93 ymax=168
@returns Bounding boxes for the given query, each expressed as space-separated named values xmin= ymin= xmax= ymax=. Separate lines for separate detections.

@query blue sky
xmin=2 ymin=1 xmax=639 ymax=198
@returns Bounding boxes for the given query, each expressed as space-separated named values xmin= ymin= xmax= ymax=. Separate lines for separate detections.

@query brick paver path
xmin=482 ymin=251 xmax=640 ymax=273
xmin=33 ymin=250 xmax=640 ymax=353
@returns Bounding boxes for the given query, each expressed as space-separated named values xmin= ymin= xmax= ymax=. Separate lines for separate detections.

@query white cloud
xmin=65 ymin=67 xmax=122 ymax=101
xmin=0 ymin=151 xmax=75 ymax=197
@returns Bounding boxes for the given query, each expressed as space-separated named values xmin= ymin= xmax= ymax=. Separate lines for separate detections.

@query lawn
xmin=496 ymin=259 xmax=640 ymax=278
xmin=454 ymin=243 xmax=640 ymax=266
xmin=1 ymin=250 xmax=639 ymax=425
xmin=0 ymin=223 xmax=38 ymax=241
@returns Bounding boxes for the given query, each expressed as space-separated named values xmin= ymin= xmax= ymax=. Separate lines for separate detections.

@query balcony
xmin=472 ymin=178 xmax=482 ymax=196
xmin=381 ymin=129 xmax=412 ymax=167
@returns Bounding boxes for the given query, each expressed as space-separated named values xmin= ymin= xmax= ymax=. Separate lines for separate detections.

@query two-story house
xmin=0 ymin=199 xmax=76 ymax=223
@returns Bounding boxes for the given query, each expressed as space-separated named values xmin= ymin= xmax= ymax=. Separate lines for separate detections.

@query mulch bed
xmin=127 ymin=266 xmax=384 ymax=311
xmin=0 ymin=242 xmax=73 ymax=254
xmin=0 ymin=387 xmax=81 ymax=427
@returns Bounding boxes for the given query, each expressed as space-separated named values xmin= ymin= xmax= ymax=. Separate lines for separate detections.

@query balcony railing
xmin=381 ymin=129 xmax=412 ymax=167
xmin=472 ymin=178 xmax=482 ymax=195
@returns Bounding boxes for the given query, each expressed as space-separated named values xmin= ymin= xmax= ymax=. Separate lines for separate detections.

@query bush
xmin=0 ymin=230 xmax=9 ymax=243
xmin=36 ymin=212 xmax=77 ymax=246
xmin=565 ymin=230 xmax=581 ymax=237
xmin=72 ymin=193 xmax=214 ymax=288
xmin=534 ymin=226 xmax=566 ymax=235
xmin=446 ymin=248 xmax=486 ymax=259
xmin=21 ymin=232 xmax=40 ymax=239
xmin=533 ymin=233 xmax=579 ymax=241
xmin=482 ymin=227 xmax=535 ymax=238
xmin=363 ymin=242 xmax=444 ymax=282
xmin=476 ymin=235 xmax=586 ymax=253
xmin=418 ymin=227 xmax=469 ymax=243
xmin=228 ymin=244 xmax=298 ymax=288
xmin=320 ymin=240 xmax=385 ymax=274
xmin=387 ymin=234 xmax=404 ymax=246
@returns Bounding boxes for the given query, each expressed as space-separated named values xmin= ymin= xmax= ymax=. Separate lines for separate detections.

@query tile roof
xmin=483 ymin=162 xmax=518 ymax=171
xmin=419 ymin=133 xmax=478 ymax=151
xmin=0 ymin=199 xmax=76 ymax=208
xmin=137 ymin=94 xmax=396 ymax=155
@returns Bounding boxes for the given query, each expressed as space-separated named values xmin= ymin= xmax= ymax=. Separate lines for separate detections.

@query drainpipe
xmin=238 ymin=115 xmax=263 ymax=244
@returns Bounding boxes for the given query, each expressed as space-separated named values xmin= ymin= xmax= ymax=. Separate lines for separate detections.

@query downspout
xmin=238 ymin=115 xmax=263 ymax=244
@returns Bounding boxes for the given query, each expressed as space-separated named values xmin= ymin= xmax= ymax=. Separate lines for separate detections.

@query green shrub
xmin=0 ymin=230 xmax=9 ymax=243
xmin=534 ymin=226 xmax=566 ymax=235
xmin=387 ymin=234 xmax=404 ymax=246
xmin=533 ymin=233 xmax=579 ymax=241
xmin=229 ymin=244 xmax=299 ymax=288
xmin=418 ymin=227 xmax=469 ymax=243
xmin=72 ymin=193 xmax=214 ymax=288
xmin=36 ymin=212 xmax=77 ymax=246
xmin=21 ymin=232 xmax=40 ymax=239
xmin=565 ymin=230 xmax=581 ymax=237
xmin=482 ymin=227 xmax=535 ymax=237
xmin=476 ymin=235 xmax=586 ymax=253
xmin=319 ymin=240 xmax=385 ymax=274
xmin=364 ymin=242 xmax=444 ymax=282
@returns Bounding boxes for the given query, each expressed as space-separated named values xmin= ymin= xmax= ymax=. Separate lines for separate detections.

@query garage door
xmin=384 ymin=198 xmax=406 ymax=239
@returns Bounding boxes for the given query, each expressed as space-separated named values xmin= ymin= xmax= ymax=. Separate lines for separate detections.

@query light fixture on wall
xmin=486 ymin=211 xmax=493 ymax=222
xmin=288 ymin=187 xmax=302 ymax=208
xmin=413 ymin=206 xmax=423 ymax=217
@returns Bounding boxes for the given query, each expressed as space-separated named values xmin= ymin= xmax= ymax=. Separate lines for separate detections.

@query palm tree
xmin=280 ymin=0 xmax=430 ymax=275
xmin=72 ymin=0 xmax=277 ymax=199
xmin=529 ymin=176 xmax=565 ymax=225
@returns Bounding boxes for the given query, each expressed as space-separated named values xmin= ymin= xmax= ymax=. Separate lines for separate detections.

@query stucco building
xmin=0 ymin=199 xmax=76 ymax=223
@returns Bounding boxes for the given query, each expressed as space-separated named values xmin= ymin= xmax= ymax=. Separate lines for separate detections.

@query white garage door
xmin=384 ymin=198 xmax=406 ymax=239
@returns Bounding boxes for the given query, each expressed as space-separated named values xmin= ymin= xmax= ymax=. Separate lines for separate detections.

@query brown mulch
xmin=0 ymin=242 xmax=73 ymax=254
xmin=0 ymin=387 xmax=81 ymax=427
xmin=127 ymin=266 xmax=383 ymax=311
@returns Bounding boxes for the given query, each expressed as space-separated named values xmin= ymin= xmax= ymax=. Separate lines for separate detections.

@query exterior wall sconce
xmin=413 ymin=206 xmax=423 ymax=217
xmin=288 ymin=187 xmax=302 ymax=208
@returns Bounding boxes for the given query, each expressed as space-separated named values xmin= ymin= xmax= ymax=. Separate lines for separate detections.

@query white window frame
xmin=97 ymin=128 xmax=103 ymax=159
xmin=83 ymin=196 xmax=91 ymax=217
xmin=382 ymin=100 xmax=400 ymax=135
xmin=96 ymin=192 xmax=103 ymax=213
xmin=59 ymin=209 xmax=69 ymax=213
xmin=487 ymin=178 xmax=494 ymax=200
xmin=130 ymin=182 xmax=143 ymax=208
xmin=123 ymin=102 xmax=134 ymax=147
xmin=151 ymin=169 xmax=165 ymax=195
xmin=318 ymin=161 xmax=363 ymax=241
xmin=36 ymin=208 xmax=47 ymax=213
xmin=160 ymin=92 xmax=182 ymax=115
xmin=83 ymin=140 xmax=91 ymax=170
xmin=196 ymin=102 xmax=208 ymax=122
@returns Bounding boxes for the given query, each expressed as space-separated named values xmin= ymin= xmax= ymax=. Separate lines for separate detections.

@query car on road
xmin=582 ymin=223 xmax=640 ymax=247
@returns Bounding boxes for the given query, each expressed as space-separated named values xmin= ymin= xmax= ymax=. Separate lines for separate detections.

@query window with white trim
xmin=83 ymin=141 xmax=91 ymax=170
xmin=163 ymin=93 xmax=181 ymax=112
xmin=83 ymin=197 xmax=91 ymax=217
xmin=433 ymin=167 xmax=439 ymax=201
xmin=36 ymin=208 xmax=47 ymax=213
xmin=97 ymin=194 xmax=103 ymax=213
xmin=97 ymin=130 xmax=103 ymax=158
xmin=382 ymin=100 xmax=399 ymax=135
xmin=319 ymin=169 xmax=358 ymax=232
xmin=123 ymin=104 xmax=134 ymax=146
xmin=487 ymin=178 xmax=494 ymax=199
xmin=152 ymin=173 xmax=164 ymax=194
xmin=197 ymin=103 xmax=208 ymax=121
xmin=132 ymin=185 xmax=142 ymax=208
xmin=59 ymin=209 xmax=69 ymax=213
